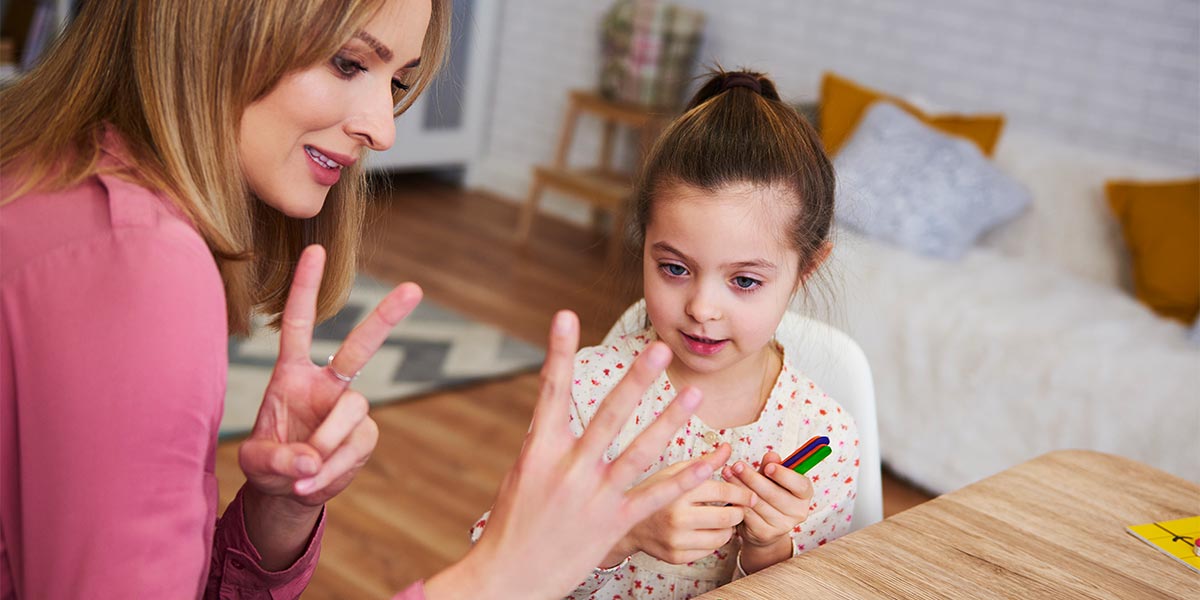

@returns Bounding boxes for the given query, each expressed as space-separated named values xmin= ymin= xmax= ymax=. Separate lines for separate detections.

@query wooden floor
xmin=214 ymin=174 xmax=933 ymax=598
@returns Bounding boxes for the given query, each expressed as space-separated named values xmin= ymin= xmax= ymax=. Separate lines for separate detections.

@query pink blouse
xmin=0 ymin=134 xmax=324 ymax=598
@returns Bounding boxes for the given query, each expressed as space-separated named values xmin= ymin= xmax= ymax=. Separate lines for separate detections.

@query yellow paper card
xmin=1126 ymin=516 xmax=1200 ymax=574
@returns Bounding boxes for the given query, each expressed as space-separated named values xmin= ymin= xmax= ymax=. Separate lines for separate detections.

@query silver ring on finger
xmin=326 ymin=353 xmax=360 ymax=383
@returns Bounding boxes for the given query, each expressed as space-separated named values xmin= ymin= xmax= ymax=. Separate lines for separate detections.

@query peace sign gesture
xmin=238 ymin=245 xmax=422 ymax=507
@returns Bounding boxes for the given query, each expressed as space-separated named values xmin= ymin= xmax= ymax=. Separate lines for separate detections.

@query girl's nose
xmin=685 ymin=286 xmax=722 ymax=322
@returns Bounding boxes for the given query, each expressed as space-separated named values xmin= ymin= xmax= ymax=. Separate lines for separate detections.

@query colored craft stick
xmin=783 ymin=436 xmax=829 ymax=468
xmin=793 ymin=445 xmax=833 ymax=475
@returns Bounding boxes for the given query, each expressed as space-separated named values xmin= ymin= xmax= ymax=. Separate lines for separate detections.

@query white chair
xmin=603 ymin=300 xmax=883 ymax=532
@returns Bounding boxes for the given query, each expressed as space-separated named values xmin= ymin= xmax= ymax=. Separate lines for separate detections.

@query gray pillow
xmin=834 ymin=101 xmax=1030 ymax=259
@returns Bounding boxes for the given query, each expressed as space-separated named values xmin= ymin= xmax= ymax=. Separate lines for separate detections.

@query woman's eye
xmin=331 ymin=55 xmax=366 ymax=78
xmin=662 ymin=264 xmax=688 ymax=277
xmin=733 ymin=276 xmax=761 ymax=290
xmin=392 ymin=79 xmax=411 ymax=92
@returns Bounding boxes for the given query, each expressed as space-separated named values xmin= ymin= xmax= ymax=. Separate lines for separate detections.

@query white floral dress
xmin=471 ymin=328 xmax=859 ymax=600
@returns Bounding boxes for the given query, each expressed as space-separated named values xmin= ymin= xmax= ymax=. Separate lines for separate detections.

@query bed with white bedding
xmin=798 ymin=128 xmax=1200 ymax=494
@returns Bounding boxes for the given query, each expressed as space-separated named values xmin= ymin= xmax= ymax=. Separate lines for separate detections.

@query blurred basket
xmin=599 ymin=0 xmax=705 ymax=110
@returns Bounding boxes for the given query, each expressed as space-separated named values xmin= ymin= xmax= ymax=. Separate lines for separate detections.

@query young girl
xmin=472 ymin=69 xmax=859 ymax=598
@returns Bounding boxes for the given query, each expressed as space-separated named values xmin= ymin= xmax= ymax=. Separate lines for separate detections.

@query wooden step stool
xmin=516 ymin=90 xmax=666 ymax=262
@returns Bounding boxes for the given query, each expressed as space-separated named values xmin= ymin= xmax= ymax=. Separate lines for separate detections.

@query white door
xmin=366 ymin=0 xmax=500 ymax=172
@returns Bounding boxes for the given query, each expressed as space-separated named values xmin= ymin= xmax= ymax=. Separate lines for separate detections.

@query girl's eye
xmin=392 ymin=79 xmax=411 ymax=92
xmin=732 ymin=276 xmax=761 ymax=290
xmin=331 ymin=55 xmax=366 ymax=78
xmin=661 ymin=263 xmax=688 ymax=277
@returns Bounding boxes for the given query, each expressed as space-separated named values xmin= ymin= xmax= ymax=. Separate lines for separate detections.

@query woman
xmin=0 ymin=1 xmax=719 ymax=598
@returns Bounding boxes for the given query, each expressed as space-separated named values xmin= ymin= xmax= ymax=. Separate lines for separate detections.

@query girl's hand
xmin=424 ymin=311 xmax=720 ymax=600
xmin=722 ymin=451 xmax=813 ymax=550
xmin=238 ymin=245 xmax=422 ymax=507
xmin=610 ymin=445 xmax=755 ymax=566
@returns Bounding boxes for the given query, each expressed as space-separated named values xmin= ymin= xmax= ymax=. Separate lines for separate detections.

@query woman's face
xmin=239 ymin=0 xmax=431 ymax=218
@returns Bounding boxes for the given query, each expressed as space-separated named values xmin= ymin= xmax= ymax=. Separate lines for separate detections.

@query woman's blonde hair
xmin=0 ymin=0 xmax=450 ymax=335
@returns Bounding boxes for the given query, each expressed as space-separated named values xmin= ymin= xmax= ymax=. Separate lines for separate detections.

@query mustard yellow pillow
xmin=1106 ymin=178 xmax=1200 ymax=324
xmin=819 ymin=72 xmax=1005 ymax=157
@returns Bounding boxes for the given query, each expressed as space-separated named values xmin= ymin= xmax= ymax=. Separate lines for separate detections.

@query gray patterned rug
xmin=220 ymin=276 xmax=545 ymax=438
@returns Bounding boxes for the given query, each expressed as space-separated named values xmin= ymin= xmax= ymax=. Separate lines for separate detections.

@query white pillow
xmin=834 ymin=102 xmax=1031 ymax=260
xmin=983 ymin=130 xmax=1196 ymax=290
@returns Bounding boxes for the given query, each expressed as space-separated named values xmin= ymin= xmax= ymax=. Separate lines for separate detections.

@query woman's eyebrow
xmin=355 ymin=31 xmax=394 ymax=62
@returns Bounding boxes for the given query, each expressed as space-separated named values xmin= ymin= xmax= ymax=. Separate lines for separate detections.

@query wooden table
xmin=700 ymin=450 xmax=1199 ymax=599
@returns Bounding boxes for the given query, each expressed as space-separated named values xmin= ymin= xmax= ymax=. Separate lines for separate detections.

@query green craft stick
xmin=793 ymin=445 xmax=832 ymax=475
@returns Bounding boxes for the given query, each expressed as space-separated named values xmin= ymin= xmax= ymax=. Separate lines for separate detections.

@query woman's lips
xmin=304 ymin=145 xmax=343 ymax=187
xmin=681 ymin=332 xmax=728 ymax=356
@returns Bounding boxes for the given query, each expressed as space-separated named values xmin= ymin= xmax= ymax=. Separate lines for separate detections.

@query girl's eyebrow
xmin=651 ymin=242 xmax=776 ymax=271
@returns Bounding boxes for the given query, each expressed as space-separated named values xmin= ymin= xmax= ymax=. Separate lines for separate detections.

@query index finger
xmin=528 ymin=310 xmax=580 ymax=441
xmin=687 ymin=479 xmax=756 ymax=508
xmin=329 ymin=282 xmax=423 ymax=378
xmin=278 ymin=245 xmax=326 ymax=364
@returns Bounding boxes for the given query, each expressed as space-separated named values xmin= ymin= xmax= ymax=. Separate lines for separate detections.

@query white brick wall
xmin=469 ymin=0 xmax=1200 ymax=223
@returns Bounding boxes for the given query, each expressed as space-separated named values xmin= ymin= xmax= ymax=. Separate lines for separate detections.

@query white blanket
xmin=800 ymin=229 xmax=1200 ymax=494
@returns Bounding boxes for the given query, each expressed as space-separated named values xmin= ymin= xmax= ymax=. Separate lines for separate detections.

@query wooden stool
xmin=516 ymin=90 xmax=665 ymax=261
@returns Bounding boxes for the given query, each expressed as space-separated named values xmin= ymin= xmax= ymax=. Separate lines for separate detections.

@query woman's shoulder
xmin=1 ymin=172 xmax=214 ymax=284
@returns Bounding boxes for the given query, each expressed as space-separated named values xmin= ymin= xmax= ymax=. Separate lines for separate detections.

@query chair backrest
xmin=603 ymin=300 xmax=883 ymax=532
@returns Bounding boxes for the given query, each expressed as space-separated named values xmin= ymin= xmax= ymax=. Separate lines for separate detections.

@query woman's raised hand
xmin=424 ymin=311 xmax=717 ymax=600
xmin=239 ymin=245 xmax=422 ymax=507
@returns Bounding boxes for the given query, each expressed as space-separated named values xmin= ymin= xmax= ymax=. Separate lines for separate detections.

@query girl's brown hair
xmin=630 ymin=69 xmax=835 ymax=292
xmin=0 ymin=0 xmax=450 ymax=335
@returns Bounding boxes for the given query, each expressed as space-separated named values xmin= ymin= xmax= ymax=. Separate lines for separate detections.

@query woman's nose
xmin=344 ymin=84 xmax=397 ymax=151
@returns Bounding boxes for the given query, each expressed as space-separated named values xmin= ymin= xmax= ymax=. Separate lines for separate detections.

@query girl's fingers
xmin=606 ymin=386 xmax=704 ymax=488
xmin=307 ymin=390 xmax=371 ymax=457
xmin=294 ymin=417 xmax=379 ymax=496
xmin=328 ymin=282 xmax=423 ymax=382
xmin=740 ymin=504 xmax=775 ymax=536
xmin=621 ymin=460 xmax=714 ymax=527
xmin=723 ymin=461 xmax=798 ymax=521
xmin=680 ymin=505 xmax=746 ymax=530
xmin=762 ymin=461 xmax=815 ymax=501
xmin=528 ymin=311 xmax=580 ymax=443
xmin=577 ymin=342 xmax=672 ymax=460
xmin=277 ymin=245 xmax=326 ymax=365
xmin=682 ymin=528 xmax=737 ymax=552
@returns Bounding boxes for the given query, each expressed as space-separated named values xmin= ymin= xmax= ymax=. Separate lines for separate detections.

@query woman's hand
xmin=424 ymin=311 xmax=719 ymax=600
xmin=605 ymin=445 xmax=755 ymax=566
xmin=721 ymin=451 xmax=814 ymax=573
xmin=236 ymin=245 xmax=421 ymax=566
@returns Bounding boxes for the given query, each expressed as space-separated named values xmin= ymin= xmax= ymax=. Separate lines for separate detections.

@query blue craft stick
xmin=783 ymin=436 xmax=830 ymax=468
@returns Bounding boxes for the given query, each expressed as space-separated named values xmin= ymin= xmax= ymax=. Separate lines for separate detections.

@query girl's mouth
xmin=681 ymin=332 xmax=729 ymax=356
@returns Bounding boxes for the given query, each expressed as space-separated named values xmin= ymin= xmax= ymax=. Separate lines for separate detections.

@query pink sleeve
xmin=205 ymin=485 xmax=325 ymax=599
xmin=0 ymin=220 xmax=318 ymax=597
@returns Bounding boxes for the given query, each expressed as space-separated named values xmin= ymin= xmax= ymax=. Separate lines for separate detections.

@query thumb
xmin=699 ymin=443 xmax=734 ymax=472
xmin=761 ymin=450 xmax=782 ymax=470
xmin=239 ymin=438 xmax=324 ymax=480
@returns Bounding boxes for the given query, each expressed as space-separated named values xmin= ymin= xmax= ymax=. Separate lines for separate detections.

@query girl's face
xmin=238 ymin=0 xmax=431 ymax=218
xmin=643 ymin=181 xmax=803 ymax=378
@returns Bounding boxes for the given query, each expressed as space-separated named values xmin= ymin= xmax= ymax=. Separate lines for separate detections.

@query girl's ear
xmin=793 ymin=241 xmax=833 ymax=293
